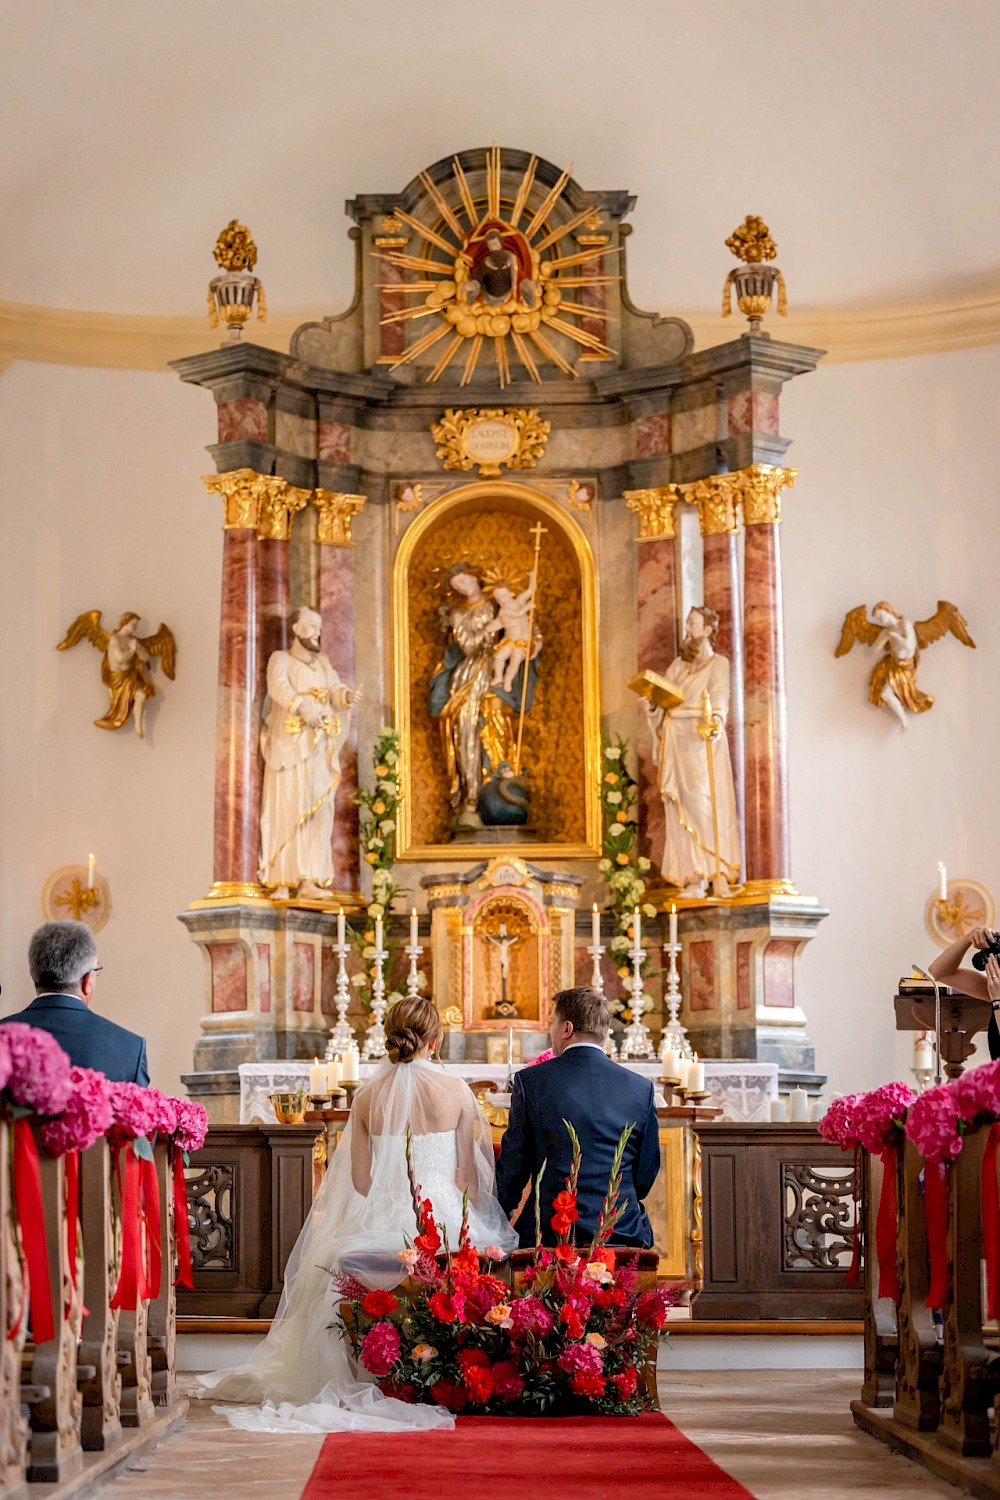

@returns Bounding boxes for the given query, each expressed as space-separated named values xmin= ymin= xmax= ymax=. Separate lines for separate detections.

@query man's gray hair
xmin=28 ymin=921 xmax=98 ymax=991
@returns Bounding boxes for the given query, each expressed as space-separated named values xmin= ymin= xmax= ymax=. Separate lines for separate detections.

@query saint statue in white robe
xmin=645 ymin=606 xmax=740 ymax=899
xmin=258 ymin=607 xmax=361 ymax=901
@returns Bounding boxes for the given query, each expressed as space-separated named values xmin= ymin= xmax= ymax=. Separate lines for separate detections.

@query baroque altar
xmin=173 ymin=146 xmax=828 ymax=1119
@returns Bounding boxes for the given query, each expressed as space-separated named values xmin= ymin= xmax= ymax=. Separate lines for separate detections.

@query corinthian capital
xmin=736 ymin=464 xmax=797 ymax=526
xmin=203 ymin=468 xmax=271 ymax=530
xmin=312 ymin=490 xmax=367 ymax=546
xmin=623 ymin=486 xmax=679 ymax=541
xmin=257 ymin=480 xmax=310 ymax=541
xmin=681 ymin=475 xmax=742 ymax=537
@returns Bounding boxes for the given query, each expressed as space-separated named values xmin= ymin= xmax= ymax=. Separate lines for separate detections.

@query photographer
xmin=929 ymin=927 xmax=1000 ymax=1060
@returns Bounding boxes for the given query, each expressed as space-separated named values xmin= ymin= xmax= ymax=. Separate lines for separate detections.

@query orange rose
xmin=616 ymin=853 xmax=629 ymax=866
xmin=372 ymin=800 xmax=386 ymax=815
xmin=615 ymin=811 xmax=628 ymax=824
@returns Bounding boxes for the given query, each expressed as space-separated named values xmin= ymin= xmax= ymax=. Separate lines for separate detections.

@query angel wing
xmin=914 ymin=601 xmax=976 ymax=653
xmin=834 ymin=605 xmax=882 ymax=657
xmin=139 ymin=624 xmax=177 ymax=679
xmin=57 ymin=610 xmax=109 ymax=654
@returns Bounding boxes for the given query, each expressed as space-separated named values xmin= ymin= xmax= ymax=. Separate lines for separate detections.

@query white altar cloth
xmin=238 ymin=1057 xmax=778 ymax=1125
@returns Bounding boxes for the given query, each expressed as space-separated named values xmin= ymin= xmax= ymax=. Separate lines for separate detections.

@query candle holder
xmin=328 ymin=938 xmax=356 ymax=1054
xmin=619 ymin=939 xmax=655 ymax=1060
xmin=405 ymin=938 xmax=423 ymax=999
xmin=659 ymin=942 xmax=690 ymax=1058
xmin=658 ymin=1074 xmax=682 ymax=1106
xmin=308 ymin=1093 xmax=331 ymax=1110
xmin=685 ymin=1089 xmax=711 ymax=1106
xmin=586 ymin=940 xmax=605 ymax=995
xmin=341 ymin=1079 xmax=361 ymax=1109
xmin=362 ymin=930 xmax=389 ymax=1061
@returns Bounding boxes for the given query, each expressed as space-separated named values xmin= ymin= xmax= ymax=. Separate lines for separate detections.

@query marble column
xmin=738 ymin=465 xmax=797 ymax=896
xmin=690 ymin=476 xmax=745 ymax=883
xmin=624 ymin=487 xmax=679 ymax=873
xmin=314 ymin=490 xmax=368 ymax=895
xmin=257 ymin=481 xmax=310 ymax=679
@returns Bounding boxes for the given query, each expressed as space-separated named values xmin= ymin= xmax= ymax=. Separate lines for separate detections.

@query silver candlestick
xmin=362 ymin=929 xmax=389 ymax=1060
xmin=328 ymin=937 xmax=355 ymax=1054
xmin=405 ymin=938 xmax=423 ymax=998
xmin=619 ymin=934 xmax=654 ymax=1060
xmin=586 ymin=940 xmax=605 ymax=994
xmin=658 ymin=942 xmax=691 ymax=1059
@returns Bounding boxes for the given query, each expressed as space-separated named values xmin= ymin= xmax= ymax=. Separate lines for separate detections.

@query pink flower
xmin=0 ymin=1033 xmax=11 ymax=1095
xmin=906 ymin=1084 xmax=965 ymax=1163
xmin=817 ymin=1092 xmax=865 ymax=1148
xmin=491 ymin=1359 xmax=525 ymax=1401
xmin=530 ymin=1049 xmax=555 ymax=1066
xmin=483 ymin=1244 xmax=506 ymax=1261
xmin=558 ymin=1341 xmax=604 ymax=1376
xmin=508 ymin=1296 xmax=554 ymax=1338
xmin=0 ymin=1022 xmax=73 ymax=1115
xmin=853 ymin=1081 xmax=916 ymax=1153
xmin=486 ymin=1303 xmax=513 ymax=1329
xmin=170 ymin=1099 xmax=209 ymax=1152
xmin=106 ymin=1080 xmax=161 ymax=1141
xmin=583 ymin=1260 xmax=613 ymax=1285
xmin=145 ymin=1090 xmax=178 ymax=1138
xmin=39 ymin=1066 xmax=113 ymax=1157
xmin=360 ymin=1320 xmax=400 ymax=1377
xmin=952 ymin=1061 xmax=1000 ymax=1124
xmin=397 ymin=1247 xmax=419 ymax=1269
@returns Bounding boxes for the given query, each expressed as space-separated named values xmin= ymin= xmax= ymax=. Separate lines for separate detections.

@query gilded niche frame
xmin=392 ymin=481 xmax=601 ymax=860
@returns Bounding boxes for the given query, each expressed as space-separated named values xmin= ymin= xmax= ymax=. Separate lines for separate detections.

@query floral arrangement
xmin=529 ymin=1049 xmax=555 ymax=1067
xmin=172 ymin=1098 xmax=209 ymax=1155
xmin=597 ymin=735 xmax=656 ymax=1024
xmin=338 ymin=1123 xmax=680 ymax=1415
xmin=352 ymin=726 xmax=412 ymax=1012
xmin=904 ymin=1060 xmax=1000 ymax=1164
xmin=0 ymin=1022 xmax=73 ymax=1117
xmin=818 ymin=1082 xmax=914 ymax=1154
xmin=39 ymin=1066 xmax=113 ymax=1157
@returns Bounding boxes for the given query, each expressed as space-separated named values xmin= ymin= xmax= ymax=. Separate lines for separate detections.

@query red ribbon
xmin=875 ymin=1143 xmax=901 ymax=1304
xmin=845 ymin=1143 xmax=862 ymax=1288
xmin=110 ymin=1143 xmax=149 ymax=1310
xmin=172 ymin=1146 xmax=193 ymax=1289
xmin=982 ymin=1124 xmax=1000 ymax=1320
xmin=65 ymin=1148 xmax=80 ymax=1303
xmin=141 ymin=1154 xmax=162 ymax=1301
xmin=924 ymin=1158 xmax=950 ymax=1309
xmin=10 ymin=1118 xmax=55 ymax=1343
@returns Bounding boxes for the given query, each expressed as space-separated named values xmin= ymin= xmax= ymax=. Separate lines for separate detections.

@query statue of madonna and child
xmin=428 ymin=560 xmax=540 ymax=833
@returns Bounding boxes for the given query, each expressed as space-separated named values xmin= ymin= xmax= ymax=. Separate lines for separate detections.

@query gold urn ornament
xmin=721 ymin=215 xmax=787 ymax=332
xmin=208 ymin=220 xmax=267 ymax=340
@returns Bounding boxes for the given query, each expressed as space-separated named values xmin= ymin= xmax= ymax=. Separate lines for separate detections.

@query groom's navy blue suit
xmin=496 ymin=1044 xmax=660 ymax=1249
xmin=4 ymin=994 xmax=149 ymax=1085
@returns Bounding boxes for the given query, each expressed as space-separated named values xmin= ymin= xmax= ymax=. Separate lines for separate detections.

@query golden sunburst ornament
xmin=375 ymin=147 xmax=618 ymax=388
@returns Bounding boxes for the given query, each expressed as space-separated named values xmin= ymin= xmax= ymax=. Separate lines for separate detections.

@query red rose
xmin=463 ymin=1364 xmax=494 ymax=1403
xmin=430 ymin=1376 xmax=467 ymax=1410
xmin=361 ymin=1289 xmax=399 ymax=1318
xmin=559 ymin=1304 xmax=584 ymax=1339
xmin=570 ymin=1370 xmax=606 ymax=1399
xmin=429 ymin=1291 xmax=464 ymax=1324
xmin=614 ymin=1366 xmax=639 ymax=1399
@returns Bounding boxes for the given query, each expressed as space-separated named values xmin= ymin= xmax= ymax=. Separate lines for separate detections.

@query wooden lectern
xmin=894 ymin=981 xmax=992 ymax=1079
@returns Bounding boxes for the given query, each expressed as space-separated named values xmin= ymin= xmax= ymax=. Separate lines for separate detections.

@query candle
xmin=770 ymin=1097 xmax=787 ymax=1123
xmin=87 ymin=853 xmax=96 ymax=890
xmin=326 ymin=1054 xmax=342 ymax=1091
xmin=342 ymin=1046 xmax=360 ymax=1083
xmin=592 ymin=903 xmax=601 ymax=947
xmin=676 ymin=1056 xmax=689 ymax=1091
xmin=913 ymin=1033 xmax=934 ymax=1070
xmin=669 ymin=903 xmax=678 ymax=946
xmin=633 ymin=907 xmax=641 ymax=949
xmin=410 ymin=907 xmax=419 ymax=947
xmin=663 ymin=1047 xmax=681 ymax=1079
xmin=337 ymin=906 xmax=346 ymax=947
xmin=937 ymin=861 xmax=948 ymax=901
xmin=687 ymin=1058 xmax=705 ymax=1092
xmin=789 ymin=1087 xmax=809 ymax=1123
xmin=375 ymin=915 xmax=383 ymax=952
xmin=309 ymin=1059 xmax=327 ymax=1097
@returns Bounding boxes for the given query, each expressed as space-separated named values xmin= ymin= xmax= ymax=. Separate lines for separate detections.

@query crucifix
xmin=485 ymin=921 xmax=521 ymax=1019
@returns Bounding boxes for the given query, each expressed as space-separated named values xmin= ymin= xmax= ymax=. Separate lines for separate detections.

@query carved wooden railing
xmin=0 ymin=1124 xmax=182 ymax=1498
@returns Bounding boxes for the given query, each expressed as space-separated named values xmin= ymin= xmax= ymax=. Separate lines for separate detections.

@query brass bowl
xmin=268 ymin=1090 xmax=308 ymax=1124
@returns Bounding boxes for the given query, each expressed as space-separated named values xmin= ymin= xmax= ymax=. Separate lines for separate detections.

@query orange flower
xmin=604 ymin=772 xmax=619 ymax=785
xmin=372 ymin=800 xmax=386 ymax=815
xmin=616 ymin=853 xmax=629 ymax=866
xmin=374 ymin=764 xmax=389 ymax=776
xmin=617 ymin=966 xmax=630 ymax=979
xmin=615 ymin=810 xmax=628 ymax=824
xmin=365 ymin=852 xmax=379 ymax=865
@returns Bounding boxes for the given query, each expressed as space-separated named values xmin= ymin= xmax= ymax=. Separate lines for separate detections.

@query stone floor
xmin=86 ymin=1372 xmax=967 ymax=1499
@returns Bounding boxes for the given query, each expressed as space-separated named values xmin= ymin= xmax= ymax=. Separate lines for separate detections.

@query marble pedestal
xmin=663 ymin=897 xmax=829 ymax=1086
xmin=178 ymin=903 xmax=348 ymax=1119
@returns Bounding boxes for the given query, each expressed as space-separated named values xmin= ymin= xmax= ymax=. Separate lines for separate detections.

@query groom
xmin=496 ymin=986 xmax=660 ymax=1248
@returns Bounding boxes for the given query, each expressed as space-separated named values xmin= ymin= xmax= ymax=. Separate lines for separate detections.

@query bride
xmin=199 ymin=996 xmax=518 ymax=1433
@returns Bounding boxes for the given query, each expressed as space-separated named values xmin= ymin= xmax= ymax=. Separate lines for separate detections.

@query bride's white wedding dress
xmin=198 ymin=1058 xmax=517 ymax=1434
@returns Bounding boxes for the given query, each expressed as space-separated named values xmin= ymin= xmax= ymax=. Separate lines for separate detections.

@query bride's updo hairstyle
xmin=384 ymin=996 xmax=443 ymax=1064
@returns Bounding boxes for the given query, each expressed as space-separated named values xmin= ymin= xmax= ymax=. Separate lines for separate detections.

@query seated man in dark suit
xmin=496 ymin=986 xmax=660 ymax=1248
xmin=4 ymin=921 xmax=149 ymax=1084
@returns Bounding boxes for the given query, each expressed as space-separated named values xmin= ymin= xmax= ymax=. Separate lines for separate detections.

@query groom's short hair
xmin=552 ymin=986 xmax=610 ymax=1040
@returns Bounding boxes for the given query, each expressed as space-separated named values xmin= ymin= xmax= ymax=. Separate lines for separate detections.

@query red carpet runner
xmin=300 ymin=1413 xmax=755 ymax=1500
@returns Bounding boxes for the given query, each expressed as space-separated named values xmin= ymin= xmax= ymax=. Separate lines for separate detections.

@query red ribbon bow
xmin=172 ymin=1146 xmax=193 ymax=1290
xmin=9 ymin=1118 xmax=55 ymax=1343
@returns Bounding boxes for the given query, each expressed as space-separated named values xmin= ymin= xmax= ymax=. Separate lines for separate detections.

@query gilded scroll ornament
xmin=835 ymin=599 xmax=975 ymax=730
xmin=312 ymin=490 xmax=367 ymax=546
xmin=735 ymin=464 xmax=797 ymax=526
xmin=57 ymin=611 xmax=176 ymax=737
xmin=431 ymin=408 xmax=550 ymax=479
xmin=722 ymin=215 xmax=787 ymax=332
xmin=208 ymin=220 xmax=267 ymax=340
xmin=623 ymin=486 xmax=678 ymax=541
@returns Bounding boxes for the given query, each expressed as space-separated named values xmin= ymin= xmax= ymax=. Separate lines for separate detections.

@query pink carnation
xmin=906 ymin=1083 xmax=965 ymax=1163
xmin=558 ymin=1341 xmax=604 ymax=1376
xmin=39 ymin=1066 xmax=113 ymax=1157
xmin=508 ymin=1296 xmax=554 ymax=1338
xmin=360 ymin=1320 xmax=401 ymax=1377
xmin=106 ymin=1080 xmax=161 ymax=1141
xmin=171 ymin=1098 xmax=209 ymax=1152
xmin=0 ymin=1033 xmax=10 ymax=1094
xmin=0 ymin=1022 xmax=72 ymax=1115
xmin=817 ymin=1092 xmax=865 ymax=1148
xmin=951 ymin=1060 xmax=1000 ymax=1124
xmin=853 ymin=1082 xmax=916 ymax=1153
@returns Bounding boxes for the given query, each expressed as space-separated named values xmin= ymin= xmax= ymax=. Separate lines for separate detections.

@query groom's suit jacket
xmin=3 ymin=994 xmax=149 ymax=1085
xmin=496 ymin=1045 xmax=660 ymax=1249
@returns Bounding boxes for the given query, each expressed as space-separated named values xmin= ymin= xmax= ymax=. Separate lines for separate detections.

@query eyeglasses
xmin=86 ymin=964 xmax=104 ymax=977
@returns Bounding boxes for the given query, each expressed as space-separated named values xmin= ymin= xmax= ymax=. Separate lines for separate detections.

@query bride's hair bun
xmin=384 ymin=996 xmax=443 ymax=1064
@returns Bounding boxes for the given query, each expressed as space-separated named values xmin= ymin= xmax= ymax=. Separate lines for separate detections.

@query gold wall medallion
xmin=431 ymin=408 xmax=551 ymax=479
xmin=41 ymin=866 xmax=112 ymax=933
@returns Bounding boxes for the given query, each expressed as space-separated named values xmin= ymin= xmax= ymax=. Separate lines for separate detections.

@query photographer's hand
xmin=970 ymin=928 xmax=997 ymax=952
xmin=986 ymin=954 xmax=1000 ymax=1003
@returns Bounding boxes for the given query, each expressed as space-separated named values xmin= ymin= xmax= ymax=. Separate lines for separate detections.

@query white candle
xmin=676 ymin=1056 xmax=689 ymax=1090
xmin=375 ymin=915 xmax=383 ymax=952
xmin=687 ymin=1058 xmax=705 ymax=1092
xmin=342 ymin=1047 xmax=360 ymax=1083
xmin=326 ymin=1054 xmax=342 ymax=1091
xmin=633 ymin=907 xmax=641 ymax=949
xmin=937 ymin=861 xmax=948 ymax=900
xmin=410 ymin=907 xmax=419 ymax=947
xmin=789 ymin=1087 xmax=809 ymax=1122
xmin=913 ymin=1034 xmax=934 ymax=1070
xmin=662 ymin=1046 xmax=681 ymax=1079
xmin=592 ymin=903 xmax=601 ymax=947
xmin=770 ymin=1097 xmax=787 ymax=1122
xmin=87 ymin=853 xmax=96 ymax=890
xmin=309 ymin=1059 xmax=327 ymax=1096
xmin=669 ymin=903 xmax=678 ymax=946
xmin=337 ymin=906 xmax=346 ymax=947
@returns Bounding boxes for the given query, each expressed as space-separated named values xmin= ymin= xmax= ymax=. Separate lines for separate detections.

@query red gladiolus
xmin=554 ymin=1243 xmax=579 ymax=1266
xmin=559 ymin=1304 xmax=584 ymax=1339
xmin=551 ymin=1213 xmax=575 ymax=1236
xmin=451 ymin=1244 xmax=479 ymax=1276
xmin=429 ymin=1291 xmax=464 ymax=1323
xmin=361 ymin=1288 xmax=399 ymax=1317
xmin=551 ymin=1189 xmax=578 ymax=1235
xmin=635 ymin=1289 xmax=669 ymax=1329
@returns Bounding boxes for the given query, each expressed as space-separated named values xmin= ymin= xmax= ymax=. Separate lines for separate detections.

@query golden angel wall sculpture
xmin=58 ymin=611 xmax=176 ymax=737
xmin=835 ymin=600 xmax=974 ymax=729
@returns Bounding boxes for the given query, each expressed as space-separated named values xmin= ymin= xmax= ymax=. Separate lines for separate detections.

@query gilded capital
xmin=257 ymin=479 xmax=310 ymax=542
xmin=736 ymin=464 xmax=797 ymax=526
xmin=203 ymin=468 xmax=269 ymax=530
xmin=682 ymin=476 xmax=742 ymax=537
xmin=623 ymin=486 xmax=679 ymax=541
xmin=313 ymin=490 xmax=367 ymax=546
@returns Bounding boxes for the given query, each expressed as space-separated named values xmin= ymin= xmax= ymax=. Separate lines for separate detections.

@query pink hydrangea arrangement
xmin=0 ymin=1032 xmax=11 ymax=1095
xmin=852 ymin=1081 xmax=916 ymax=1153
xmin=145 ymin=1089 xmax=179 ymax=1138
xmin=530 ymin=1049 xmax=555 ymax=1066
xmin=360 ymin=1319 xmax=401 ymax=1377
xmin=0 ymin=1022 xmax=73 ymax=1116
xmin=950 ymin=1060 xmax=1000 ymax=1126
xmin=905 ymin=1083 xmax=965 ymax=1163
xmin=106 ymin=1080 xmax=163 ymax=1142
xmin=39 ymin=1066 xmax=113 ymax=1157
xmin=817 ymin=1092 xmax=865 ymax=1148
xmin=171 ymin=1098 xmax=209 ymax=1153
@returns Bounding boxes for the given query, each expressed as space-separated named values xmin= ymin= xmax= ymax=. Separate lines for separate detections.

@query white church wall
xmin=0 ymin=346 xmax=997 ymax=1099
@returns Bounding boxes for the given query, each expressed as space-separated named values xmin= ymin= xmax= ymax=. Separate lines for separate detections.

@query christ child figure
xmin=489 ymin=571 xmax=536 ymax=693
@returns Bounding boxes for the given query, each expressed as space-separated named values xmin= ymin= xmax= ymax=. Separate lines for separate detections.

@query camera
xmin=971 ymin=934 xmax=1000 ymax=971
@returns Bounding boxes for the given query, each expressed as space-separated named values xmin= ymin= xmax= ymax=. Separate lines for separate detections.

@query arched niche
xmin=392 ymin=481 xmax=601 ymax=858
